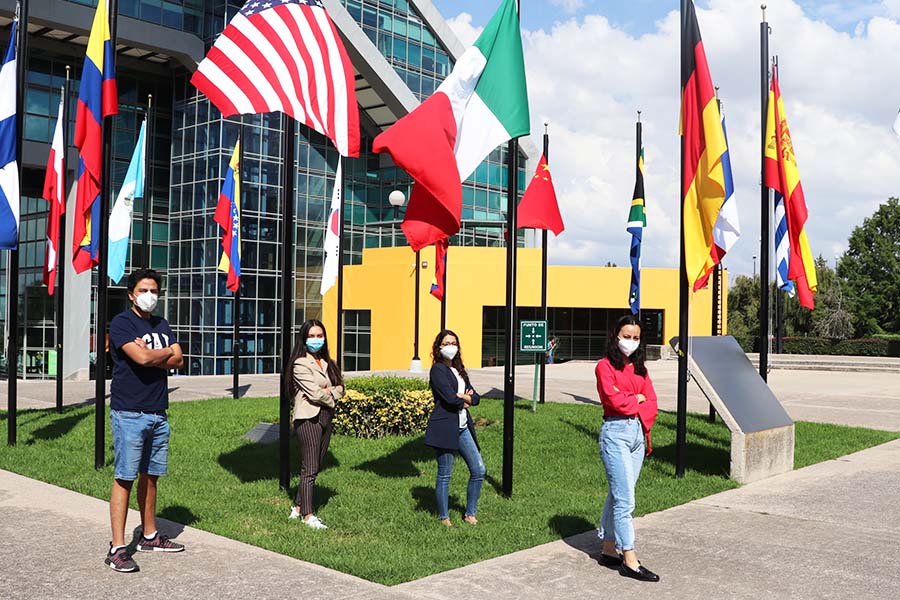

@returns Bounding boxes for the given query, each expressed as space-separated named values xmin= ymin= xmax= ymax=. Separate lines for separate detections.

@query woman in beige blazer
xmin=285 ymin=319 xmax=345 ymax=529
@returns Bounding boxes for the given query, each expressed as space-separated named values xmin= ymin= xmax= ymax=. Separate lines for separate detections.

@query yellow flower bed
xmin=333 ymin=389 xmax=433 ymax=438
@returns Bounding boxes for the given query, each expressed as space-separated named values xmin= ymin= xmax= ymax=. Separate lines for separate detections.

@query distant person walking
xmin=546 ymin=336 xmax=559 ymax=364
xmin=105 ymin=269 xmax=185 ymax=573
xmin=287 ymin=319 xmax=345 ymax=529
xmin=594 ymin=315 xmax=659 ymax=582
xmin=424 ymin=329 xmax=486 ymax=527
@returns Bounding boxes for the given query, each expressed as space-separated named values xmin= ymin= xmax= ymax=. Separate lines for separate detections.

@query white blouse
xmin=450 ymin=367 xmax=468 ymax=429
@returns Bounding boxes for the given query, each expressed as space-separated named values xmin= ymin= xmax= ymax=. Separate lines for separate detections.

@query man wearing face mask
xmin=104 ymin=268 xmax=185 ymax=573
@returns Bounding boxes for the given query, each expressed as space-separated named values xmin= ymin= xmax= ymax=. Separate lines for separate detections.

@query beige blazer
xmin=291 ymin=354 xmax=345 ymax=421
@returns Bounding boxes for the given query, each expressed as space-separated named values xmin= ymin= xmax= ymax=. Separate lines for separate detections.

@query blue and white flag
xmin=0 ymin=20 xmax=20 ymax=249
xmin=108 ymin=119 xmax=145 ymax=283
xmin=774 ymin=193 xmax=795 ymax=295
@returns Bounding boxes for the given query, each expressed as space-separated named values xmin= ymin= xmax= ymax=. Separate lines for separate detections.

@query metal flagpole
xmin=95 ymin=0 xmax=118 ymax=469
xmin=759 ymin=5 xmax=770 ymax=381
xmin=676 ymin=0 xmax=690 ymax=478
xmin=279 ymin=115 xmax=296 ymax=490
xmin=440 ymin=244 xmax=446 ymax=331
xmin=8 ymin=0 xmax=29 ymax=445
xmin=635 ymin=113 xmax=642 ymax=320
xmin=709 ymin=94 xmax=723 ymax=424
xmin=335 ymin=156 xmax=345 ymax=368
xmin=278 ymin=115 xmax=297 ymax=490
xmin=539 ymin=124 xmax=548 ymax=405
xmin=233 ymin=117 xmax=243 ymax=399
xmin=142 ymin=94 xmax=152 ymax=267
xmin=56 ymin=68 xmax=71 ymax=414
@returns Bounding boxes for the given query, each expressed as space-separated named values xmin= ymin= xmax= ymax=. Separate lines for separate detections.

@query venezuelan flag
xmin=764 ymin=68 xmax=817 ymax=309
xmin=73 ymin=0 xmax=117 ymax=273
xmin=214 ymin=141 xmax=241 ymax=292
xmin=680 ymin=0 xmax=728 ymax=292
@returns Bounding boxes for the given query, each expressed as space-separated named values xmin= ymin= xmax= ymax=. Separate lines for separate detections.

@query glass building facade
xmin=1 ymin=0 xmax=526 ymax=378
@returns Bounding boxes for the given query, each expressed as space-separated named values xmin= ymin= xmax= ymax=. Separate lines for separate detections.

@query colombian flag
xmin=680 ymin=0 xmax=728 ymax=291
xmin=430 ymin=237 xmax=448 ymax=301
xmin=215 ymin=141 xmax=241 ymax=292
xmin=764 ymin=68 xmax=817 ymax=309
xmin=73 ymin=0 xmax=117 ymax=273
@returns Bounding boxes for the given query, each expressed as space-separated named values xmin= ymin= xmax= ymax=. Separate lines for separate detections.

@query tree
xmin=727 ymin=274 xmax=759 ymax=350
xmin=837 ymin=197 xmax=900 ymax=336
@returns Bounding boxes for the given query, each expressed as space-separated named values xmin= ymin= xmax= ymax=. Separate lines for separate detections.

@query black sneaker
xmin=136 ymin=533 xmax=185 ymax=553
xmin=105 ymin=546 xmax=139 ymax=572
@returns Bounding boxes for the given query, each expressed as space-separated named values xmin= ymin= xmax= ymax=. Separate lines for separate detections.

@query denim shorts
xmin=111 ymin=409 xmax=170 ymax=481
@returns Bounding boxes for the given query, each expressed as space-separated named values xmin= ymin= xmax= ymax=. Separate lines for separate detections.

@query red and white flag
xmin=320 ymin=160 xmax=342 ymax=295
xmin=42 ymin=97 xmax=66 ymax=295
xmin=191 ymin=0 xmax=360 ymax=157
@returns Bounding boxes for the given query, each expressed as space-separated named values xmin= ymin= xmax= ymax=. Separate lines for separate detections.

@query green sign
xmin=520 ymin=320 xmax=547 ymax=352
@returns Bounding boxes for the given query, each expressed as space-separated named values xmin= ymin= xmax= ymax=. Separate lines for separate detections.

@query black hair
xmin=283 ymin=319 xmax=344 ymax=400
xmin=127 ymin=268 xmax=162 ymax=292
xmin=431 ymin=329 xmax=469 ymax=383
xmin=605 ymin=314 xmax=647 ymax=377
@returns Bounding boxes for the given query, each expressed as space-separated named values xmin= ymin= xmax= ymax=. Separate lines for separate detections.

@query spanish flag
xmin=73 ymin=0 xmax=118 ymax=273
xmin=681 ymin=0 xmax=728 ymax=291
xmin=764 ymin=67 xmax=817 ymax=309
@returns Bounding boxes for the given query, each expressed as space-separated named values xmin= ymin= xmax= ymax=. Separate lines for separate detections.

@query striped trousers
xmin=293 ymin=408 xmax=333 ymax=515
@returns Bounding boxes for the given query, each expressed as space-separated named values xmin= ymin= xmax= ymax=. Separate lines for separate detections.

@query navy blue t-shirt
xmin=109 ymin=308 xmax=176 ymax=412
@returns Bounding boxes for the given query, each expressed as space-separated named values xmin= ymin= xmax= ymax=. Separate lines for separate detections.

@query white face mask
xmin=440 ymin=345 xmax=459 ymax=360
xmin=617 ymin=337 xmax=640 ymax=357
xmin=135 ymin=291 xmax=158 ymax=313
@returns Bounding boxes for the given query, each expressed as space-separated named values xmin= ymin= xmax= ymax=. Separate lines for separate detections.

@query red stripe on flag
xmin=324 ymin=15 xmax=360 ymax=156
xmin=252 ymin=13 xmax=307 ymax=120
xmin=225 ymin=25 xmax=295 ymax=115
xmin=206 ymin=46 xmax=270 ymax=113
xmin=305 ymin=9 xmax=337 ymax=148
xmin=280 ymin=10 xmax=327 ymax=133
xmin=191 ymin=70 xmax=239 ymax=117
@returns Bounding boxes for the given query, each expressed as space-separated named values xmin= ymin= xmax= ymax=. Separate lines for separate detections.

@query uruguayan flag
xmin=774 ymin=193 xmax=795 ymax=295
xmin=108 ymin=119 xmax=145 ymax=283
xmin=0 ymin=20 xmax=20 ymax=249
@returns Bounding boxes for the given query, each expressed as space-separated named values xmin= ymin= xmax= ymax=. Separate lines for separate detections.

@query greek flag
xmin=774 ymin=193 xmax=795 ymax=295
xmin=108 ymin=119 xmax=146 ymax=283
xmin=0 ymin=20 xmax=19 ymax=249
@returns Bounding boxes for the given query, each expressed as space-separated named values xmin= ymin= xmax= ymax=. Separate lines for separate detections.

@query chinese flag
xmin=517 ymin=154 xmax=564 ymax=236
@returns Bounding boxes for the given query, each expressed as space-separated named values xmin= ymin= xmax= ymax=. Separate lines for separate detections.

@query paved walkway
xmin=3 ymin=360 xmax=900 ymax=598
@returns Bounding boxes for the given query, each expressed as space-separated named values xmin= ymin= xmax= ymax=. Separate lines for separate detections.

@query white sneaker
xmin=289 ymin=506 xmax=301 ymax=520
xmin=302 ymin=515 xmax=328 ymax=530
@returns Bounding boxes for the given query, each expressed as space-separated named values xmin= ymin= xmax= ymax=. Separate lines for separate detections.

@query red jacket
xmin=595 ymin=358 xmax=659 ymax=454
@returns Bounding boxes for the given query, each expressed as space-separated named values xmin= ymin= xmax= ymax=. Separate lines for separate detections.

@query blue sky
xmin=430 ymin=0 xmax=894 ymax=35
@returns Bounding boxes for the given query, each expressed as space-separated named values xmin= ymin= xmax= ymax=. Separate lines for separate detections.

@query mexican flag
xmin=372 ymin=0 xmax=530 ymax=251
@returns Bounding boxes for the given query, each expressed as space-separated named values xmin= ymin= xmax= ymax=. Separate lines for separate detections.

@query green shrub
xmin=781 ymin=337 xmax=888 ymax=357
xmin=335 ymin=376 xmax=433 ymax=438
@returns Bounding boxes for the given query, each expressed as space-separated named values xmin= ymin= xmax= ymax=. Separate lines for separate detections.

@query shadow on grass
xmin=412 ymin=485 xmax=464 ymax=518
xmin=218 ymin=439 xmax=339 ymax=484
xmin=158 ymin=505 xmax=200 ymax=527
xmin=356 ymin=437 xmax=425 ymax=478
xmin=561 ymin=418 xmax=597 ymax=441
xmin=549 ymin=514 xmax=594 ymax=538
xmin=649 ymin=441 xmax=730 ymax=477
xmin=227 ymin=384 xmax=251 ymax=398
xmin=27 ymin=409 xmax=90 ymax=444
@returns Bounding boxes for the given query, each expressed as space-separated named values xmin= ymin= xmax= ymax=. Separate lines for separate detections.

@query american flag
xmin=191 ymin=0 xmax=360 ymax=157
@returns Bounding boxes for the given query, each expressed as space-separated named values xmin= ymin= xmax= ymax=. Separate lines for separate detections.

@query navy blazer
xmin=423 ymin=362 xmax=481 ymax=451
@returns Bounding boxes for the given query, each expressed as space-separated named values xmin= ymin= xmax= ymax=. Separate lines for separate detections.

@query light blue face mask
xmin=306 ymin=338 xmax=325 ymax=353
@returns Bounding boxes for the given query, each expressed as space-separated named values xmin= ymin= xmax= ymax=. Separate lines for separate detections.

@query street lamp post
xmin=388 ymin=191 xmax=423 ymax=372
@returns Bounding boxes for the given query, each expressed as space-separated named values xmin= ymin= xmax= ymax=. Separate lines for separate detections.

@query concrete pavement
xmin=3 ymin=359 xmax=900 ymax=598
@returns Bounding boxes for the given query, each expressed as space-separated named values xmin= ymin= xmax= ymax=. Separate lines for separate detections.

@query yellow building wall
xmin=323 ymin=247 xmax=728 ymax=371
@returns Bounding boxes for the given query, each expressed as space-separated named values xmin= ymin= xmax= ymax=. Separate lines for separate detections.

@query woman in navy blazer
xmin=424 ymin=329 xmax=486 ymax=527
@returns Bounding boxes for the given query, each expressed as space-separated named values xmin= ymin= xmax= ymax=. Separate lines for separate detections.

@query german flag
xmin=764 ymin=67 xmax=817 ymax=308
xmin=681 ymin=0 xmax=727 ymax=291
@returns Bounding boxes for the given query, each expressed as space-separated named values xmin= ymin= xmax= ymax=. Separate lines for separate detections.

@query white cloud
xmin=448 ymin=1 xmax=900 ymax=277
xmin=444 ymin=12 xmax=482 ymax=46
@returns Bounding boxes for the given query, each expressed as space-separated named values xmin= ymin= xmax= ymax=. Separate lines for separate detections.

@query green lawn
xmin=1 ymin=398 xmax=896 ymax=584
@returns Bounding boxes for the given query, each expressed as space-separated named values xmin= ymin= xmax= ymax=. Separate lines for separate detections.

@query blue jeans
xmin=598 ymin=416 xmax=644 ymax=551
xmin=435 ymin=427 xmax=485 ymax=520
xmin=111 ymin=409 xmax=170 ymax=481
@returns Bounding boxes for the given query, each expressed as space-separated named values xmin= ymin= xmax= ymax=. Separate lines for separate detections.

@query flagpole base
xmin=409 ymin=359 xmax=423 ymax=373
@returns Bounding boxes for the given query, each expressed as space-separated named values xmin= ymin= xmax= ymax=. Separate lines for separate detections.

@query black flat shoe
xmin=619 ymin=563 xmax=660 ymax=582
xmin=598 ymin=553 xmax=623 ymax=568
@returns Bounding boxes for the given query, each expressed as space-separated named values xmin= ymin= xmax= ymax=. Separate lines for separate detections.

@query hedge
xmin=333 ymin=376 xmax=433 ymax=438
xmin=781 ymin=337 xmax=889 ymax=357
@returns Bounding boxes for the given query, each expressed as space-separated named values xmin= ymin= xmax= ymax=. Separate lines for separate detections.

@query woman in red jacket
xmin=595 ymin=315 xmax=659 ymax=582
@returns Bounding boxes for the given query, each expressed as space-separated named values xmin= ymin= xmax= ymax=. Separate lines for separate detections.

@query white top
xmin=451 ymin=367 xmax=468 ymax=429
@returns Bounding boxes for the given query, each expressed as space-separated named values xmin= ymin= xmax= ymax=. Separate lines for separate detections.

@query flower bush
xmin=334 ymin=376 xmax=433 ymax=438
